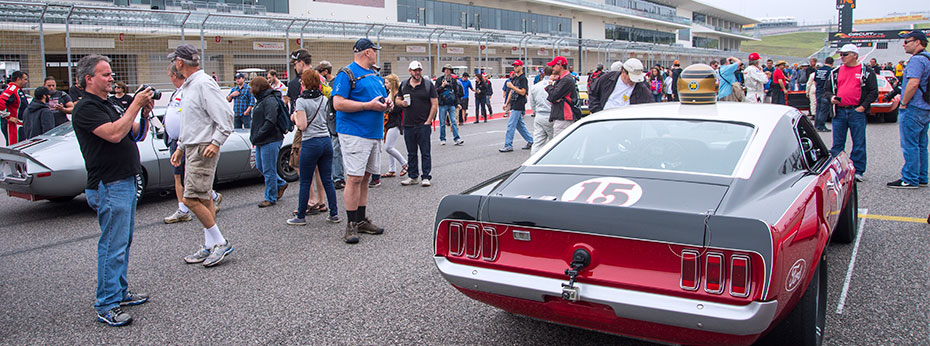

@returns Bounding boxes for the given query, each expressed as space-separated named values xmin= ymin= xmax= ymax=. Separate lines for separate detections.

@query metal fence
xmin=0 ymin=0 xmax=775 ymax=90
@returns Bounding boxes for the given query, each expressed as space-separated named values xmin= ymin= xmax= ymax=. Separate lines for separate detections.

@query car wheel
xmin=757 ymin=253 xmax=827 ymax=346
xmin=832 ymin=182 xmax=858 ymax=244
xmin=277 ymin=146 xmax=299 ymax=182
xmin=883 ymin=107 xmax=898 ymax=123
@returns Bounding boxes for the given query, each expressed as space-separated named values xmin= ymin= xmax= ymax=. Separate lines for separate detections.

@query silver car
xmin=0 ymin=109 xmax=298 ymax=202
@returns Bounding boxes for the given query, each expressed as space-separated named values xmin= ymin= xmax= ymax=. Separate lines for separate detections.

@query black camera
xmin=136 ymin=84 xmax=162 ymax=100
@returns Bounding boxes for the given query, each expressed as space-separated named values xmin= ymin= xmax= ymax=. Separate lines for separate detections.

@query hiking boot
xmin=344 ymin=222 xmax=360 ymax=244
xmin=286 ymin=217 xmax=307 ymax=225
xmin=277 ymin=183 xmax=288 ymax=199
xmin=400 ymin=177 xmax=420 ymax=186
xmin=184 ymin=245 xmax=211 ymax=264
xmin=203 ymin=241 xmax=233 ymax=267
xmin=164 ymin=209 xmax=192 ymax=224
xmin=421 ymin=179 xmax=432 ymax=187
xmin=213 ymin=192 xmax=223 ymax=213
xmin=96 ymin=307 xmax=132 ymax=327
xmin=258 ymin=200 xmax=275 ymax=208
xmin=357 ymin=217 xmax=384 ymax=235
xmin=327 ymin=214 xmax=342 ymax=223
xmin=120 ymin=291 xmax=149 ymax=306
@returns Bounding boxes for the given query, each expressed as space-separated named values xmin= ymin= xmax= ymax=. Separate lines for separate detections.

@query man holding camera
xmin=824 ymin=44 xmax=878 ymax=182
xmin=72 ymin=54 xmax=154 ymax=326
xmin=331 ymin=38 xmax=390 ymax=244
xmin=168 ymin=44 xmax=235 ymax=267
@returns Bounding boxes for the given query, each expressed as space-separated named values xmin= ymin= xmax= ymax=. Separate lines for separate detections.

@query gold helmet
xmin=677 ymin=64 xmax=717 ymax=105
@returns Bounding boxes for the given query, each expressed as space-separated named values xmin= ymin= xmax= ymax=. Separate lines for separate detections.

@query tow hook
xmin=561 ymin=249 xmax=591 ymax=302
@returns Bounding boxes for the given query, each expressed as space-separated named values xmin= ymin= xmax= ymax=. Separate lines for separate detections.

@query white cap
xmin=408 ymin=61 xmax=423 ymax=70
xmin=609 ymin=60 xmax=623 ymax=72
xmin=838 ymin=44 xmax=859 ymax=55
xmin=622 ymin=58 xmax=645 ymax=83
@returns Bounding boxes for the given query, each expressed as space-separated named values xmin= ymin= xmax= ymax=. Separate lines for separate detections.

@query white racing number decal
xmin=561 ymin=177 xmax=643 ymax=207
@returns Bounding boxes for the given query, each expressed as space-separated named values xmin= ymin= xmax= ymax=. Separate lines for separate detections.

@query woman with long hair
xmin=108 ymin=81 xmax=134 ymax=109
xmin=648 ymin=67 xmax=664 ymax=103
xmin=287 ymin=69 xmax=340 ymax=225
xmin=249 ymin=76 xmax=288 ymax=207
xmin=382 ymin=74 xmax=408 ymax=178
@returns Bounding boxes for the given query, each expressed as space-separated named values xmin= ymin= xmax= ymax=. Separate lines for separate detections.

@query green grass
xmin=741 ymin=32 xmax=827 ymax=58
xmin=915 ymin=22 xmax=930 ymax=29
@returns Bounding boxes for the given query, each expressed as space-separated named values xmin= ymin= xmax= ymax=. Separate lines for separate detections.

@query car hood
xmin=2 ymin=134 xmax=81 ymax=170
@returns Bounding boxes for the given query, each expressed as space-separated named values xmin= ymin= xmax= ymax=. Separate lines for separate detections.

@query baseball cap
xmin=673 ymin=60 xmax=680 ymax=66
xmin=622 ymin=58 xmax=645 ymax=83
xmin=353 ymin=38 xmax=381 ymax=53
xmin=408 ymin=61 xmax=423 ymax=70
xmin=900 ymin=30 xmax=927 ymax=42
xmin=512 ymin=59 xmax=524 ymax=67
xmin=234 ymin=73 xmax=245 ymax=79
xmin=33 ymin=86 xmax=51 ymax=100
xmin=290 ymin=49 xmax=311 ymax=62
xmin=167 ymin=44 xmax=199 ymax=61
xmin=838 ymin=44 xmax=859 ymax=55
xmin=748 ymin=53 xmax=760 ymax=61
xmin=546 ymin=56 xmax=568 ymax=67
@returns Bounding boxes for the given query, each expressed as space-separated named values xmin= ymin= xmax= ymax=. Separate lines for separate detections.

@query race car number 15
xmin=561 ymin=177 xmax=643 ymax=207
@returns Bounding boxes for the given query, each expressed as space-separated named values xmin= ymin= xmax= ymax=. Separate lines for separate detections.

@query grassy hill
xmin=741 ymin=32 xmax=827 ymax=58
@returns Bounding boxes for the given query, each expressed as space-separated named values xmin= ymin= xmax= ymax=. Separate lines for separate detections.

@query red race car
xmin=433 ymin=66 xmax=858 ymax=346
xmin=869 ymin=74 xmax=900 ymax=123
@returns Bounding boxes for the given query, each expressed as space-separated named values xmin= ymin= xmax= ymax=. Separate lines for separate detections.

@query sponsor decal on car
xmin=561 ymin=177 xmax=643 ymax=207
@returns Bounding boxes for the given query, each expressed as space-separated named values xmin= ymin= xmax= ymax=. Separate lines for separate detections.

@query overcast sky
xmin=704 ymin=0 xmax=917 ymax=24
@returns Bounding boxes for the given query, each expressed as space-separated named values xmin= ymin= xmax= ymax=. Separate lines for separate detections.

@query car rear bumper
xmin=435 ymin=256 xmax=778 ymax=337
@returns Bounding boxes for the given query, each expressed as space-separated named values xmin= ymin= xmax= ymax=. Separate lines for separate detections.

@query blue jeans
xmin=331 ymin=135 xmax=344 ymax=182
xmin=403 ymin=125 xmax=432 ymax=180
xmin=437 ymin=105 xmax=460 ymax=142
xmin=234 ymin=115 xmax=251 ymax=129
xmin=653 ymin=93 xmax=663 ymax=102
xmin=504 ymin=110 xmax=533 ymax=149
xmin=814 ymin=95 xmax=831 ymax=129
xmin=85 ymin=177 xmax=137 ymax=314
xmin=296 ymin=137 xmax=338 ymax=218
xmin=899 ymin=106 xmax=930 ymax=185
xmin=831 ymin=107 xmax=867 ymax=175
xmin=254 ymin=141 xmax=286 ymax=202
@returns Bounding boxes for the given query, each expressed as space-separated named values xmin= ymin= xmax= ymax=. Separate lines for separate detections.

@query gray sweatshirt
xmin=178 ymin=69 xmax=234 ymax=149
xmin=529 ymin=79 xmax=551 ymax=126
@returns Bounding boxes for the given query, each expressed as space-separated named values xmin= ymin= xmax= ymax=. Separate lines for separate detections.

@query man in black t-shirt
xmin=68 ymin=75 xmax=84 ymax=102
xmin=499 ymin=59 xmax=533 ymax=152
xmin=397 ymin=61 xmax=438 ymax=186
xmin=287 ymin=49 xmax=312 ymax=112
xmin=71 ymin=54 xmax=153 ymax=327
xmin=43 ymin=76 xmax=74 ymax=126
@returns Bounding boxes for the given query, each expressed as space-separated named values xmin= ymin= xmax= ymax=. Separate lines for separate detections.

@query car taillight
xmin=679 ymin=249 xmax=753 ymax=298
xmin=680 ymin=250 xmax=700 ymax=291
xmin=704 ymin=252 xmax=725 ymax=294
xmin=444 ymin=221 xmax=500 ymax=262
xmin=730 ymin=255 xmax=751 ymax=298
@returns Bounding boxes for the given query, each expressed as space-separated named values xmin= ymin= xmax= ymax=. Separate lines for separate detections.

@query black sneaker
xmin=921 ymin=182 xmax=929 ymax=187
xmin=521 ymin=143 xmax=533 ymax=150
xmin=120 ymin=291 xmax=149 ymax=306
xmin=886 ymin=179 xmax=918 ymax=189
xmin=368 ymin=179 xmax=381 ymax=188
xmin=333 ymin=180 xmax=346 ymax=190
xmin=816 ymin=127 xmax=831 ymax=132
xmin=97 ymin=307 xmax=132 ymax=326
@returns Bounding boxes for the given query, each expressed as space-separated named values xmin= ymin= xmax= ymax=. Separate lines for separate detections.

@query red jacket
xmin=0 ymin=84 xmax=21 ymax=119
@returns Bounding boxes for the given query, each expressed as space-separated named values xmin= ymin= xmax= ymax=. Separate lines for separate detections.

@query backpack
xmin=273 ymin=97 xmax=292 ymax=135
xmin=439 ymin=77 xmax=460 ymax=105
xmin=912 ymin=52 xmax=930 ymax=104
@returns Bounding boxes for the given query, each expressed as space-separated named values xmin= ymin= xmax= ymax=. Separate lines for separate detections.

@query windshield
xmin=876 ymin=77 xmax=887 ymax=88
xmin=536 ymin=119 xmax=755 ymax=176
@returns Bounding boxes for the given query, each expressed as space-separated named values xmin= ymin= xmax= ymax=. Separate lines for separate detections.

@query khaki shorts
xmin=338 ymin=133 xmax=381 ymax=177
xmin=183 ymin=143 xmax=219 ymax=200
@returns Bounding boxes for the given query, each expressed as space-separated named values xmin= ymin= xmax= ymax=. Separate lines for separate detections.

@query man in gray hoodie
xmin=167 ymin=44 xmax=235 ymax=268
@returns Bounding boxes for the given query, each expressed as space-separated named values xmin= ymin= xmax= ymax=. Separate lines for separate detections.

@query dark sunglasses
xmin=904 ymin=39 xmax=917 ymax=44
xmin=840 ymin=53 xmax=851 ymax=57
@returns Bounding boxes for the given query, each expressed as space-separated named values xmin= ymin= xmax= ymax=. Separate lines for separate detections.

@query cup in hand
xmin=403 ymin=94 xmax=411 ymax=106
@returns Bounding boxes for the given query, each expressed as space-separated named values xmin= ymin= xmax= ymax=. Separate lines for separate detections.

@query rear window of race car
xmin=535 ymin=119 xmax=754 ymax=176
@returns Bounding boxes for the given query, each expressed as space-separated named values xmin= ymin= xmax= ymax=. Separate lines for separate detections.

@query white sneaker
xmin=421 ymin=179 xmax=431 ymax=187
xmin=440 ymin=140 xmax=447 ymax=146
xmin=455 ymin=139 xmax=465 ymax=146
xmin=401 ymin=177 xmax=421 ymax=186
xmin=164 ymin=209 xmax=192 ymax=224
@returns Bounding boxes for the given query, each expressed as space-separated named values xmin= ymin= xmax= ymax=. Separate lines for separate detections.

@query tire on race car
xmin=832 ymin=182 xmax=858 ymax=244
xmin=277 ymin=146 xmax=299 ymax=182
xmin=883 ymin=107 xmax=898 ymax=123
xmin=757 ymin=253 xmax=827 ymax=346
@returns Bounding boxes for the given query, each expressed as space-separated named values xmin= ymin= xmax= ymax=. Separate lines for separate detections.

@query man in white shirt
xmin=530 ymin=66 xmax=553 ymax=154
xmin=590 ymin=58 xmax=652 ymax=113
xmin=267 ymin=69 xmax=288 ymax=103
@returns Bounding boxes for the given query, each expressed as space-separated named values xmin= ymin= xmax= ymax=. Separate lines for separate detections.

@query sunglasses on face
xmin=840 ymin=53 xmax=850 ymax=57
xmin=904 ymin=39 xmax=917 ymax=44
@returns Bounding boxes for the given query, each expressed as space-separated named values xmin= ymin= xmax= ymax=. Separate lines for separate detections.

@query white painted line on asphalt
xmin=836 ymin=207 xmax=868 ymax=314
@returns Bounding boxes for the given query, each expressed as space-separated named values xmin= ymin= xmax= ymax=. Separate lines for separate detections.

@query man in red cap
xmin=743 ymin=52 xmax=768 ymax=103
xmin=499 ymin=59 xmax=533 ymax=152
xmin=545 ymin=56 xmax=581 ymax=136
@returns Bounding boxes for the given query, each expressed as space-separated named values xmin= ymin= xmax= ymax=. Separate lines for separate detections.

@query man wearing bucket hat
xmin=589 ymin=58 xmax=653 ymax=113
xmin=434 ymin=64 xmax=464 ymax=146
xmin=770 ymin=60 xmax=788 ymax=105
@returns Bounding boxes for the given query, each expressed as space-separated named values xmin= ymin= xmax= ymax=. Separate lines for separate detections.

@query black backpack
xmin=327 ymin=66 xmax=379 ymax=136
xmin=273 ymin=97 xmax=292 ymax=134
xmin=912 ymin=52 xmax=930 ymax=104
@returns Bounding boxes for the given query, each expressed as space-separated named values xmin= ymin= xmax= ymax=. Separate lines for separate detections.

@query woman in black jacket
xmin=474 ymin=74 xmax=493 ymax=123
xmin=249 ymin=76 xmax=288 ymax=207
